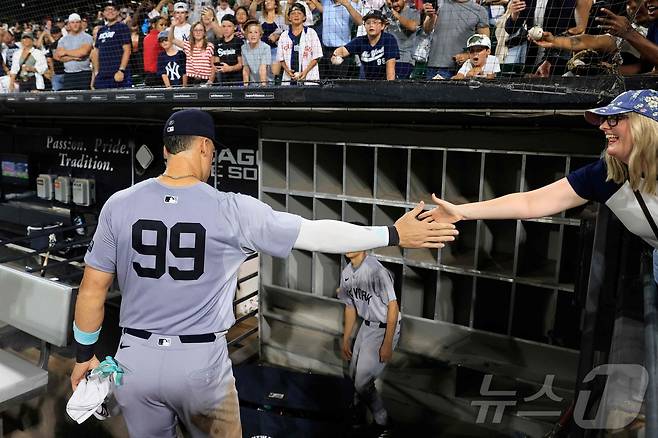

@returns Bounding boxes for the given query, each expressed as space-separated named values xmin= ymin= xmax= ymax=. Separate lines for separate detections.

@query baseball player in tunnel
xmin=339 ymin=242 xmax=400 ymax=436
xmin=69 ymin=109 xmax=459 ymax=438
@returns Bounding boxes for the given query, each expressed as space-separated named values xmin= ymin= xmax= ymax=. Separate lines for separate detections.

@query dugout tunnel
xmin=0 ymin=77 xmax=655 ymax=437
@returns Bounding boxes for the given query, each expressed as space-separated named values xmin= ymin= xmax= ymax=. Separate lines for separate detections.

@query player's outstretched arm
xmin=293 ymin=202 xmax=458 ymax=253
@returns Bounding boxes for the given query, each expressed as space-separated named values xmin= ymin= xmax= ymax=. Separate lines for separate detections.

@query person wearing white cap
xmin=449 ymin=33 xmax=500 ymax=80
xmin=55 ymin=12 xmax=94 ymax=90
xmin=172 ymin=1 xmax=191 ymax=53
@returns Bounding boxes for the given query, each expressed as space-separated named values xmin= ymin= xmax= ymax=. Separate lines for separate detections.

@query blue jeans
xmin=653 ymin=249 xmax=658 ymax=283
xmin=425 ymin=67 xmax=455 ymax=80
xmin=51 ymin=74 xmax=64 ymax=91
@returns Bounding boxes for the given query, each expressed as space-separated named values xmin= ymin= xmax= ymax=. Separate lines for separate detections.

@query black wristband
xmin=74 ymin=340 xmax=95 ymax=363
xmin=387 ymin=225 xmax=400 ymax=246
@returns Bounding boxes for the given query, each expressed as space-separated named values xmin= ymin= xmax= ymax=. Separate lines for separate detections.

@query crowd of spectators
xmin=0 ymin=0 xmax=656 ymax=91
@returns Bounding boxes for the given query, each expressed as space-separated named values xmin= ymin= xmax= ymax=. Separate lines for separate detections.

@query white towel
xmin=66 ymin=373 xmax=112 ymax=424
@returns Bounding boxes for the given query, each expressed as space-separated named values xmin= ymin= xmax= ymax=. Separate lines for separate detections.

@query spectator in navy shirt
xmin=421 ymin=89 xmax=658 ymax=285
xmin=332 ymin=10 xmax=399 ymax=80
xmin=157 ymin=30 xmax=187 ymax=87
xmin=92 ymin=0 xmax=132 ymax=89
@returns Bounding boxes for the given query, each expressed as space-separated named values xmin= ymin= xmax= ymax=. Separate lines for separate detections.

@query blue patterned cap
xmin=585 ymin=89 xmax=658 ymax=125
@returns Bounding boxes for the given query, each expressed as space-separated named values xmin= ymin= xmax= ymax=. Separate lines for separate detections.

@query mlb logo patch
xmin=164 ymin=195 xmax=178 ymax=204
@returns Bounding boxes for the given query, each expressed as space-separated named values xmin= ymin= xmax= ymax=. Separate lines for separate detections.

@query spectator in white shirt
xmin=451 ymin=34 xmax=500 ymax=79
xmin=8 ymin=32 xmax=48 ymax=91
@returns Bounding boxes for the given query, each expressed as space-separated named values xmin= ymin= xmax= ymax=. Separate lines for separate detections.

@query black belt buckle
xmin=364 ymin=321 xmax=387 ymax=329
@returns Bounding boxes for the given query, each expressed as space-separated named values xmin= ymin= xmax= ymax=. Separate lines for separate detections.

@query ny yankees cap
xmin=163 ymin=109 xmax=216 ymax=143
xmin=362 ymin=10 xmax=387 ymax=23
xmin=585 ymin=89 xmax=658 ymax=124
xmin=288 ymin=3 xmax=306 ymax=16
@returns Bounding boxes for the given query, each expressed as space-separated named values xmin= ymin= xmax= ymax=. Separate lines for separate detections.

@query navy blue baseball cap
xmin=585 ymin=89 xmax=658 ymax=125
xmin=163 ymin=109 xmax=216 ymax=143
xmin=288 ymin=3 xmax=306 ymax=16
xmin=362 ymin=10 xmax=387 ymax=23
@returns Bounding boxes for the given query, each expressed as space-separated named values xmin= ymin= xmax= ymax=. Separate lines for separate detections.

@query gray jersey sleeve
xmin=337 ymin=265 xmax=355 ymax=307
xmin=231 ymin=194 xmax=302 ymax=258
xmin=84 ymin=196 xmax=117 ymax=273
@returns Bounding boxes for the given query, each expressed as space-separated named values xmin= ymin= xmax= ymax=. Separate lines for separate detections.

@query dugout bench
xmin=0 ymin=260 xmax=75 ymax=437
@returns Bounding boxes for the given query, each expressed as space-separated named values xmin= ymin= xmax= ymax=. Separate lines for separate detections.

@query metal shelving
xmin=259 ymin=140 xmax=599 ymax=348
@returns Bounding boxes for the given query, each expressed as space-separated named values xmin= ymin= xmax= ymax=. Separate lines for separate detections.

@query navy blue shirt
xmin=567 ymin=158 xmax=658 ymax=248
xmin=95 ymin=21 xmax=131 ymax=78
xmin=345 ymin=32 xmax=399 ymax=80
xmin=157 ymin=51 xmax=186 ymax=86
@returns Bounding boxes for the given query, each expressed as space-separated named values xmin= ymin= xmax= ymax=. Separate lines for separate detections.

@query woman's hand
xmin=418 ymin=194 xmax=465 ymax=224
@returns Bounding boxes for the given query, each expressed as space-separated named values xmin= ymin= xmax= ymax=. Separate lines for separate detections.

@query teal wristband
xmin=73 ymin=322 xmax=101 ymax=345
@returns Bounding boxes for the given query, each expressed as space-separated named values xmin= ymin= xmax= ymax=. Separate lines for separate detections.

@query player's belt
xmin=123 ymin=327 xmax=216 ymax=343
xmin=364 ymin=321 xmax=387 ymax=329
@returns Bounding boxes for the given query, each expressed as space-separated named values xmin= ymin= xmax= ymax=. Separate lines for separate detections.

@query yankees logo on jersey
xmin=360 ymin=46 xmax=385 ymax=64
xmin=165 ymin=61 xmax=182 ymax=80
xmin=348 ymin=287 xmax=372 ymax=304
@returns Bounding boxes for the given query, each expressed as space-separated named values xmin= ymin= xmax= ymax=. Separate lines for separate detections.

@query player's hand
xmin=379 ymin=343 xmax=393 ymax=363
xmin=394 ymin=201 xmax=458 ymax=248
xmin=342 ymin=340 xmax=352 ymax=360
xmin=417 ymin=194 xmax=464 ymax=224
xmin=70 ymin=355 xmax=100 ymax=391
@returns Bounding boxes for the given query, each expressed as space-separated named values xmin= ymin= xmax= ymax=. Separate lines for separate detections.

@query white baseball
xmin=528 ymin=26 xmax=543 ymax=41
xmin=331 ymin=55 xmax=344 ymax=65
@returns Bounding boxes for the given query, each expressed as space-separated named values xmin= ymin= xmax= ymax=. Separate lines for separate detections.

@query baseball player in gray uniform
xmin=339 ymin=248 xmax=401 ymax=436
xmin=69 ymin=109 xmax=458 ymax=438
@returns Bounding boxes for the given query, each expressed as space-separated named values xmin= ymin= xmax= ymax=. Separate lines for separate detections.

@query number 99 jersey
xmin=84 ymin=179 xmax=302 ymax=335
